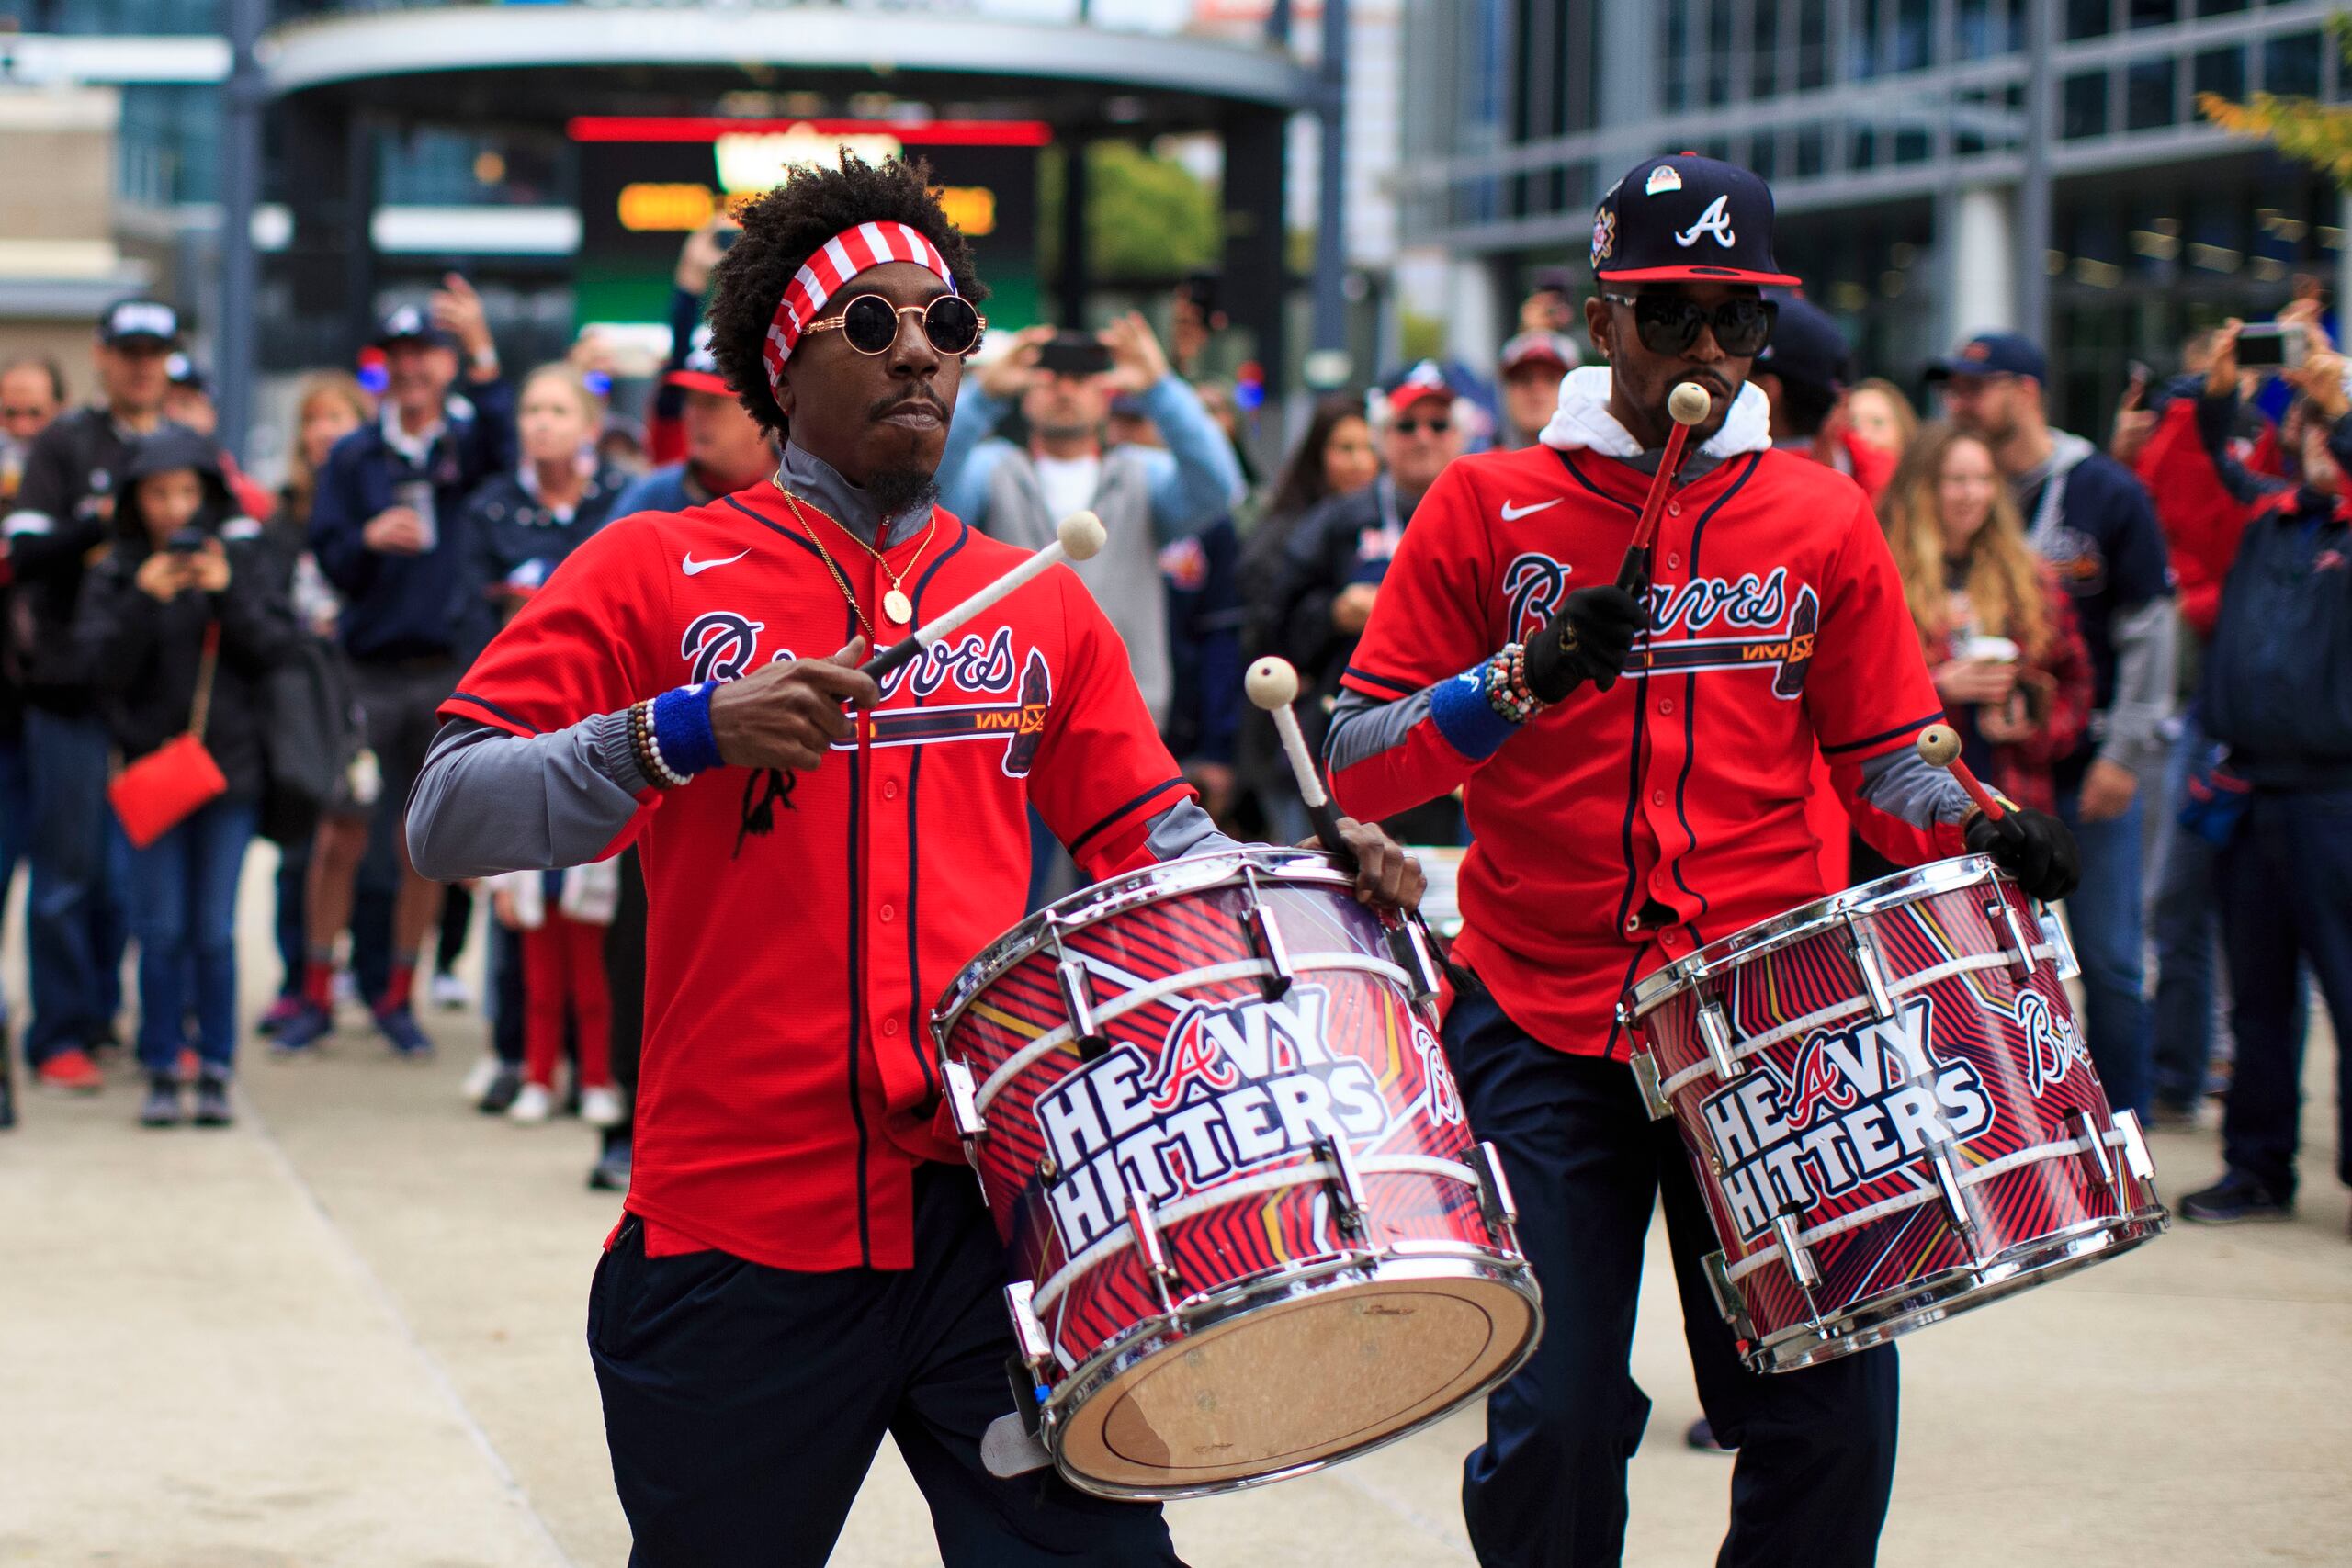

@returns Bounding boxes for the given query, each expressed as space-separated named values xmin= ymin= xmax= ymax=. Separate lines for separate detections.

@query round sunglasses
xmin=806 ymin=293 xmax=987 ymax=357
xmin=1600 ymin=293 xmax=1777 ymax=358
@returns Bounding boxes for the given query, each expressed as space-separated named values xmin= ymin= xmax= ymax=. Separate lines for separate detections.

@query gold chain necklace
xmin=772 ymin=476 xmax=936 ymax=627
xmin=775 ymin=488 xmax=876 ymax=643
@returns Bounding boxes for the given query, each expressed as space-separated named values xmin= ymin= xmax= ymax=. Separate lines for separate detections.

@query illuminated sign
xmin=714 ymin=127 xmax=907 ymax=192
xmin=570 ymin=116 xmax=1053 ymax=148
xmin=616 ymin=182 xmax=718 ymax=232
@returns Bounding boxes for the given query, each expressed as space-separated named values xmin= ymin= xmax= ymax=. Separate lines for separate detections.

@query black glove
xmin=1964 ymin=806 xmax=2081 ymax=902
xmin=1522 ymin=584 xmax=1644 ymax=703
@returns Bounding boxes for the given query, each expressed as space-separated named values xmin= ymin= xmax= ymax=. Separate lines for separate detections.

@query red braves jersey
xmin=443 ymin=487 xmax=1193 ymax=1270
xmin=1330 ymin=442 xmax=1962 ymax=1059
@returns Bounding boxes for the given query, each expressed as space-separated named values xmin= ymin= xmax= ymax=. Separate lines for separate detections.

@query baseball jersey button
xmin=1667 ymin=553 xmax=1682 ymax=570
xmin=883 ymin=1016 xmax=900 ymax=1037
xmin=1658 ymin=698 xmax=1674 ymax=716
xmin=1624 ymin=916 xmax=1641 ymax=934
xmin=879 ymin=903 xmax=896 ymax=924
xmin=1650 ymin=789 xmax=1666 ymax=807
xmin=883 ymin=779 xmax=900 ymax=801
xmin=1668 ymin=502 xmax=1682 ymax=517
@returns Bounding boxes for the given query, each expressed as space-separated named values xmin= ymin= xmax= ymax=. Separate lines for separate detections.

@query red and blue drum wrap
xmin=1626 ymin=857 xmax=2165 ymax=1371
xmin=936 ymin=854 xmax=1509 ymax=1382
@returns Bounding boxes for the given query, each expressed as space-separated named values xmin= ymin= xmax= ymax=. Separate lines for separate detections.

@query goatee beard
xmin=865 ymin=466 xmax=940 ymax=521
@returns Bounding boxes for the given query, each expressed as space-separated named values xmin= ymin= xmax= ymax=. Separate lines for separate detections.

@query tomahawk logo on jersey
xmin=1329 ymin=440 xmax=1964 ymax=1059
xmin=440 ymin=484 xmax=1194 ymax=1271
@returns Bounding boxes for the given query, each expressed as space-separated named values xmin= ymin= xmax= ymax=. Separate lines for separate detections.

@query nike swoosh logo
xmin=682 ymin=549 xmax=750 ymax=576
xmin=1499 ymin=499 xmax=1562 ymax=521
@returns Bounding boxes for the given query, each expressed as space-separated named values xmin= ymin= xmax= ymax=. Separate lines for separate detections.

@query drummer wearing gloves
xmin=1323 ymin=153 xmax=2079 ymax=1567
xmin=403 ymin=154 xmax=1416 ymax=1566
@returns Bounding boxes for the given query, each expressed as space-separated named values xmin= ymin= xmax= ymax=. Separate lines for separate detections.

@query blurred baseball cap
xmin=1498 ymin=332 xmax=1580 ymax=377
xmin=99 ymin=298 xmax=180 ymax=348
xmin=375 ymin=304 xmax=457 ymax=351
xmin=164 ymin=352 xmax=208 ymax=393
xmin=1590 ymin=152 xmax=1799 ymax=288
xmin=665 ymin=324 xmax=730 ymax=396
xmin=1381 ymin=358 xmax=1464 ymax=418
xmin=1925 ymin=331 xmax=2047 ymax=384
xmin=1752 ymin=295 xmax=1849 ymax=394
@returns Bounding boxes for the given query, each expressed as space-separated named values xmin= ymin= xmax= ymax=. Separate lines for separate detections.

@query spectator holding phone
xmin=938 ymin=314 xmax=1242 ymax=732
xmin=280 ymin=276 xmax=513 ymax=1059
xmin=2176 ymin=314 xmax=2352 ymax=1225
xmin=1879 ymin=423 xmax=2095 ymax=817
xmin=74 ymin=428 xmax=298 ymax=1126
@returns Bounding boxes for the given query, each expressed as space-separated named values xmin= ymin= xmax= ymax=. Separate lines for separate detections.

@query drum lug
xmin=1702 ymin=1250 xmax=1755 ymax=1341
xmin=1928 ymin=1141 xmax=1979 ymax=1239
xmin=1629 ymin=1052 xmax=1673 ymax=1121
xmin=2037 ymin=903 xmax=2081 ymax=982
xmin=1696 ymin=996 xmax=1740 ymax=1080
xmin=1315 ymin=1133 xmax=1371 ymax=1235
xmin=1125 ymin=1190 xmax=1183 ymax=1315
xmin=1004 ymin=1280 xmax=1052 ymax=1370
xmin=2111 ymin=1108 xmax=2155 ymax=1183
xmin=1241 ymin=898 xmax=1295 ymax=1000
xmin=943 ymin=1058 xmax=986 ymax=1142
xmin=2066 ymin=1108 xmax=2117 ymax=1193
xmin=1842 ymin=916 xmax=1896 ymax=1021
xmin=1989 ymin=894 xmax=2037 ymax=983
xmin=1770 ymin=1205 xmax=1822 ymax=1292
xmin=1054 ymin=954 xmax=1107 ymax=1060
xmin=1387 ymin=917 xmax=1443 ymax=1004
xmin=1472 ymin=1140 xmax=1519 ymax=1244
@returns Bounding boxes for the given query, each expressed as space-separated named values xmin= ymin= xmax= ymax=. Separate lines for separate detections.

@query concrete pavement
xmin=2 ymin=851 xmax=2347 ymax=1565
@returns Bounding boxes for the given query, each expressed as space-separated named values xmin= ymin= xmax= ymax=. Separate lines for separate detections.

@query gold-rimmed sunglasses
xmin=805 ymin=294 xmax=987 ymax=357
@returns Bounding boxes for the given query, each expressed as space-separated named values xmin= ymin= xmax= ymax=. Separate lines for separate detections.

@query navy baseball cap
xmin=375 ymin=304 xmax=457 ymax=351
xmin=1591 ymin=153 xmax=1799 ymax=288
xmin=99 ymin=298 xmax=180 ymax=348
xmin=1926 ymin=331 xmax=2047 ymax=384
xmin=665 ymin=323 xmax=730 ymax=396
xmin=164 ymin=352 xmax=208 ymax=393
xmin=1380 ymin=358 xmax=1464 ymax=417
xmin=1752 ymin=295 xmax=1850 ymax=394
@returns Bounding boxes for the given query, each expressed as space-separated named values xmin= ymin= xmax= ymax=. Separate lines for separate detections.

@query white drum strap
xmin=1028 ymin=1152 xmax=1482 ymax=1353
xmin=1657 ymin=945 xmax=2055 ymax=1098
xmin=1720 ymin=1127 xmax=2139 ymax=1286
xmin=971 ymin=951 xmax=1413 ymax=1113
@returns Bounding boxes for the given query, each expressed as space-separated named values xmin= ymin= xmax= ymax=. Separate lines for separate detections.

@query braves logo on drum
xmin=1698 ymin=999 xmax=1995 ymax=1243
xmin=2012 ymin=988 xmax=2090 ymax=1100
xmin=1033 ymin=985 xmax=1391 ymax=1256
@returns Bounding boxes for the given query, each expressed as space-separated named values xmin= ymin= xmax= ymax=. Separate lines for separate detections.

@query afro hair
xmin=706 ymin=152 xmax=988 ymax=439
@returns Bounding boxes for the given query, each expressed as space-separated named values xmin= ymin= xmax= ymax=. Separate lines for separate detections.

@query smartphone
xmin=1038 ymin=332 xmax=1112 ymax=378
xmin=165 ymin=525 xmax=208 ymax=555
xmin=2236 ymin=323 xmax=2308 ymax=371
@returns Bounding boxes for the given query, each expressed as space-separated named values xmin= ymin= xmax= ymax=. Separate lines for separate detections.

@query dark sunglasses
xmin=806 ymin=293 xmax=986 ymax=357
xmin=1601 ymin=293 xmax=1777 ymax=357
xmin=1392 ymin=417 xmax=1453 ymax=435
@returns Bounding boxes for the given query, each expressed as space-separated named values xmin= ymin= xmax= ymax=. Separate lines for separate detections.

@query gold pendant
xmin=884 ymin=586 xmax=914 ymax=625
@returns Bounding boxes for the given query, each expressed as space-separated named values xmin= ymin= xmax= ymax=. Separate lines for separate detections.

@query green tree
xmin=1039 ymin=140 xmax=1222 ymax=292
xmin=2197 ymin=15 xmax=2352 ymax=186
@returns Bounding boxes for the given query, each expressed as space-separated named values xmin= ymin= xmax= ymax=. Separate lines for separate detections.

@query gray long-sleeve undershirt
xmin=406 ymin=712 xmax=1238 ymax=883
xmin=2096 ymin=595 xmax=2176 ymax=771
xmin=1323 ymin=682 xmax=1969 ymax=828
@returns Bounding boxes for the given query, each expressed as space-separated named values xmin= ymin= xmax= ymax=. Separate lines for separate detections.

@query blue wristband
xmin=1428 ymin=660 xmax=1519 ymax=761
xmin=651 ymin=682 xmax=722 ymax=777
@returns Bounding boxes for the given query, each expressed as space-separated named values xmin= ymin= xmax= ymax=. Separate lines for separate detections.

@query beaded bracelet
xmin=629 ymin=699 xmax=688 ymax=790
xmin=1484 ymin=643 xmax=1546 ymax=724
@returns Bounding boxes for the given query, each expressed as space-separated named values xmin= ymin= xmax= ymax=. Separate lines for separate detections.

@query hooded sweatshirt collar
xmin=1539 ymin=366 xmax=1772 ymax=477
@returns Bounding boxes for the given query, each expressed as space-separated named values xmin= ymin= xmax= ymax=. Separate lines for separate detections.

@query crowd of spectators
xmin=0 ymin=222 xmax=2343 ymax=1236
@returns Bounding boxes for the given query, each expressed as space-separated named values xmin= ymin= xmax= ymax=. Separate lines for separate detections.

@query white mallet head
xmin=1245 ymin=656 xmax=1301 ymax=712
xmin=1668 ymin=381 xmax=1713 ymax=426
xmin=1916 ymin=723 xmax=1962 ymax=769
xmin=1057 ymin=510 xmax=1107 ymax=562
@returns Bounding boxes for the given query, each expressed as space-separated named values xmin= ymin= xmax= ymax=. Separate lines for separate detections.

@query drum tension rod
xmin=2065 ymin=1108 xmax=2118 ymax=1199
xmin=1239 ymin=868 xmax=1295 ymax=1001
xmin=943 ymin=1058 xmax=987 ymax=1143
xmin=1988 ymin=891 xmax=2037 ymax=983
xmin=1000 ymin=1283 xmax=1056 ymax=1443
xmin=1627 ymin=1048 xmax=1674 ymax=1121
xmin=1702 ymin=1250 xmax=1757 ymax=1344
xmin=1695 ymin=994 xmax=1741 ymax=1080
xmin=1771 ymin=1205 xmax=1822 ymax=1293
xmin=1125 ymin=1190 xmax=1184 ymax=1316
xmin=1048 ymin=922 xmax=1108 ymax=1060
xmin=1316 ymin=1133 xmax=1371 ymax=1235
xmin=1842 ymin=916 xmax=1897 ymax=1021
xmin=2111 ymin=1109 xmax=2156 ymax=1184
xmin=1386 ymin=918 xmax=1443 ymax=1005
xmin=1472 ymin=1141 xmax=1521 ymax=1245
xmin=1928 ymin=1139 xmax=1980 ymax=1244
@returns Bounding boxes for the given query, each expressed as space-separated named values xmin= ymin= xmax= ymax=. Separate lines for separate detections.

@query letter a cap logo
xmin=1591 ymin=152 xmax=1799 ymax=288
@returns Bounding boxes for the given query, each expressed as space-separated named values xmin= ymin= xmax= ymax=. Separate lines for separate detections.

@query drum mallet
xmin=1245 ymin=655 xmax=1356 ymax=867
xmin=1917 ymin=722 xmax=2016 ymax=841
xmin=1616 ymin=381 xmax=1714 ymax=594
xmin=859 ymin=511 xmax=1108 ymax=680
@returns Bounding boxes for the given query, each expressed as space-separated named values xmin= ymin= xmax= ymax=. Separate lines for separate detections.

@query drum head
xmin=1055 ymin=1270 xmax=1536 ymax=1497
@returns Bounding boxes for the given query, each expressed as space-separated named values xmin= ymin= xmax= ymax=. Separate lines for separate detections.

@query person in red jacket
xmin=1323 ymin=152 xmax=2078 ymax=1568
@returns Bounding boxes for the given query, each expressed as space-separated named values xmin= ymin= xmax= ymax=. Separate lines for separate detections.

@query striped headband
xmin=761 ymin=220 xmax=956 ymax=399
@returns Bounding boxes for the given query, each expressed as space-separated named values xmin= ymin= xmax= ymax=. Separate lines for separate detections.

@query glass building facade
xmin=1399 ymin=0 xmax=2346 ymax=423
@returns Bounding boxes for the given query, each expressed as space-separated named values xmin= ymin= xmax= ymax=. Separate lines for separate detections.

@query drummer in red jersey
xmin=1323 ymin=153 xmax=2079 ymax=1567
xmin=404 ymin=153 xmax=1418 ymax=1565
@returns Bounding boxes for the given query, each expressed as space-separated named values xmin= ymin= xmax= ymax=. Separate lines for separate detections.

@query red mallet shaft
xmin=1244 ymin=655 xmax=1358 ymax=870
xmin=1917 ymin=723 xmax=2009 ymax=823
xmin=1615 ymin=381 xmax=1715 ymax=594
